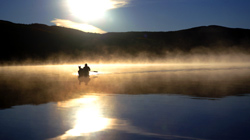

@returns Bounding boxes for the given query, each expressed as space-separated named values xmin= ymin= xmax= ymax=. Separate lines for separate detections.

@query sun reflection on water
xmin=54 ymin=95 xmax=113 ymax=139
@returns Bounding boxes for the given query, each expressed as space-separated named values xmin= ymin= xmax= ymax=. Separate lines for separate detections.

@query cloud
xmin=51 ymin=19 xmax=107 ymax=34
xmin=110 ymin=0 xmax=130 ymax=8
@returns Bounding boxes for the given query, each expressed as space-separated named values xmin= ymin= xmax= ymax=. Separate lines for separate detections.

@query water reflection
xmin=1 ymin=92 xmax=250 ymax=140
xmin=78 ymin=76 xmax=91 ymax=85
xmin=54 ymin=95 xmax=113 ymax=139
xmin=51 ymin=94 xmax=212 ymax=140
xmin=49 ymin=93 xmax=250 ymax=140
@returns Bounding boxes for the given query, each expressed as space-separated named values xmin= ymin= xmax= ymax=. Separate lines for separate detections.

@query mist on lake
xmin=1 ymin=63 xmax=250 ymax=109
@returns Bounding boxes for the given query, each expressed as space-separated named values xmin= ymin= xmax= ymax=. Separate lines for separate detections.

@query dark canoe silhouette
xmin=78 ymin=69 xmax=89 ymax=77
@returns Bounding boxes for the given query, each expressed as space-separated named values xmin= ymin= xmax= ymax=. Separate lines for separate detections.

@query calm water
xmin=0 ymin=64 xmax=250 ymax=140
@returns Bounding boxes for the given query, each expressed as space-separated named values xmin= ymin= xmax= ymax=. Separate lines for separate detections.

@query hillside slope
xmin=1 ymin=20 xmax=250 ymax=64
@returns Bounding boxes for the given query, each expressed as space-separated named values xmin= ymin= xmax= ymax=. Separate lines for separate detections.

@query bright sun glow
xmin=55 ymin=95 xmax=113 ymax=139
xmin=66 ymin=105 xmax=111 ymax=135
xmin=67 ymin=0 xmax=116 ymax=21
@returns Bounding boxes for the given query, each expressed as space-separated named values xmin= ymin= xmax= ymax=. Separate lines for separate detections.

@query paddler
xmin=78 ymin=63 xmax=91 ymax=77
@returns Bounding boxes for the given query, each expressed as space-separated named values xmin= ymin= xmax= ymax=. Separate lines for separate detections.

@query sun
xmin=67 ymin=0 xmax=115 ymax=21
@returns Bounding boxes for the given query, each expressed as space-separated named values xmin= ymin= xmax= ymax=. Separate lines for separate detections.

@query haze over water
xmin=1 ymin=63 xmax=250 ymax=140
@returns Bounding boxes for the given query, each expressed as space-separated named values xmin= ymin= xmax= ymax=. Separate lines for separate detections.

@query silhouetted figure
xmin=78 ymin=64 xmax=91 ymax=77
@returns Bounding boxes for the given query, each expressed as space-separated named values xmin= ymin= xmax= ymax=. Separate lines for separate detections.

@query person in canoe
xmin=78 ymin=63 xmax=91 ymax=77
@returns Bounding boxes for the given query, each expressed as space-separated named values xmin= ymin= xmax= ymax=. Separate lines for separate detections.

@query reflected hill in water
xmin=0 ymin=65 xmax=250 ymax=109
xmin=1 ymin=20 xmax=250 ymax=64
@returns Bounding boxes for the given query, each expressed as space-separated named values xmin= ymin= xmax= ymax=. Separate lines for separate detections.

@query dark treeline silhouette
xmin=1 ymin=20 xmax=250 ymax=64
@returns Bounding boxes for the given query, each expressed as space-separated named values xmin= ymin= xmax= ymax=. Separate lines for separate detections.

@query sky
xmin=0 ymin=0 xmax=250 ymax=33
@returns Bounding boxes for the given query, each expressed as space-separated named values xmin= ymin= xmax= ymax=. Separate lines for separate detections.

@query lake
xmin=0 ymin=64 xmax=250 ymax=140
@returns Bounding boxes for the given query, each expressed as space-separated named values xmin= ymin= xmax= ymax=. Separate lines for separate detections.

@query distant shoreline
xmin=1 ymin=20 xmax=250 ymax=65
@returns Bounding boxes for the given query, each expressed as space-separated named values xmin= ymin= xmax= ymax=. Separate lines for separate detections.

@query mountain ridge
xmin=0 ymin=20 xmax=250 ymax=64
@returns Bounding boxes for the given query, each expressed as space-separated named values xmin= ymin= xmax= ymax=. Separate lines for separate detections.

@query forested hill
xmin=1 ymin=20 xmax=250 ymax=64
